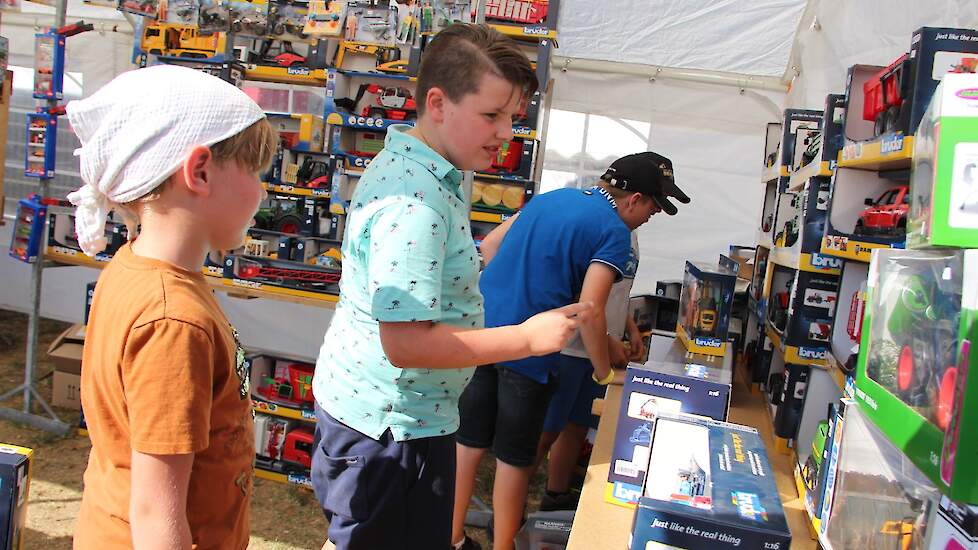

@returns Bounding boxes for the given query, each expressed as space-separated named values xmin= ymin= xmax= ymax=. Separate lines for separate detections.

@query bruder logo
xmin=798 ymin=347 xmax=827 ymax=360
xmin=956 ymin=88 xmax=978 ymax=100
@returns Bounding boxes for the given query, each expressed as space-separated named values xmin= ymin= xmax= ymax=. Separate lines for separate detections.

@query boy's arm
xmin=380 ymin=302 xmax=591 ymax=369
xmin=130 ymin=451 xmax=194 ymax=550
xmin=480 ymin=213 xmax=518 ymax=266
xmin=577 ymin=262 xmax=617 ymax=381
xmin=626 ymin=314 xmax=646 ymax=361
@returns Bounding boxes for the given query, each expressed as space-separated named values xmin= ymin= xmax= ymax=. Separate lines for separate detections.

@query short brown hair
xmin=415 ymin=23 xmax=539 ymax=115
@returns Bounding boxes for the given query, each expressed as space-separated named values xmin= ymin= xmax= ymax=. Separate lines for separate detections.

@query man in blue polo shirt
xmin=452 ymin=152 xmax=690 ymax=549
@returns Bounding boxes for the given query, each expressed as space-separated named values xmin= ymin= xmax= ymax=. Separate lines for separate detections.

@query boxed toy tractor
xmin=629 ymin=414 xmax=791 ymax=550
xmin=676 ymin=257 xmax=738 ymax=357
xmin=855 ymin=248 xmax=978 ymax=503
xmin=908 ymin=73 xmax=978 ymax=249
xmin=0 ymin=445 xmax=32 ymax=550
xmin=606 ymin=341 xmax=733 ymax=508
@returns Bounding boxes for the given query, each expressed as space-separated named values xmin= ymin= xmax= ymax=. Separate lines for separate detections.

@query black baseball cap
xmin=601 ymin=152 xmax=690 ymax=215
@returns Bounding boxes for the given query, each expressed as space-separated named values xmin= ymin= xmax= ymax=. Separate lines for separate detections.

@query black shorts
xmin=311 ymin=405 xmax=456 ymax=550
xmin=455 ymin=364 xmax=558 ymax=467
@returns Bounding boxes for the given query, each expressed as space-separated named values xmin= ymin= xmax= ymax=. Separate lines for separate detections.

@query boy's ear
xmin=424 ymin=86 xmax=448 ymax=123
xmin=180 ymin=145 xmax=213 ymax=197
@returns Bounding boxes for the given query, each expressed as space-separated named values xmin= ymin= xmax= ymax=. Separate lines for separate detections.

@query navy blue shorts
xmin=456 ymin=364 xmax=558 ymax=467
xmin=311 ymin=405 xmax=456 ymax=550
xmin=543 ymin=354 xmax=607 ymax=433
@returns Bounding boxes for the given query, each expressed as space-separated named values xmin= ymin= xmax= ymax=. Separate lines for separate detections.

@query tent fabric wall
xmin=556 ymin=0 xmax=806 ymax=76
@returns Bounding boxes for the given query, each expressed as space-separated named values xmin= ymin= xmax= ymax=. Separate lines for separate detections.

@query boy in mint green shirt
xmin=310 ymin=24 xmax=590 ymax=550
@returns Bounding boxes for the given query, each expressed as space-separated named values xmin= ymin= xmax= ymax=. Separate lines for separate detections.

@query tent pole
xmin=552 ymin=55 xmax=788 ymax=93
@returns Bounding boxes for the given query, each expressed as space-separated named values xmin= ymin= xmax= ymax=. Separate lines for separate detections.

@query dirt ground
xmin=0 ymin=309 xmax=547 ymax=549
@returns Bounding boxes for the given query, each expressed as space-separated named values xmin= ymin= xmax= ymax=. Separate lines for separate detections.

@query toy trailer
xmin=862 ymin=53 xmax=912 ymax=137
xmin=484 ymin=0 xmax=548 ymax=25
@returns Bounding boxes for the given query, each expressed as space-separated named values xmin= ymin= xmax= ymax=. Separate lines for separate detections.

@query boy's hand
xmin=628 ymin=330 xmax=646 ymax=362
xmin=520 ymin=301 xmax=593 ymax=356
xmin=607 ymin=335 xmax=629 ymax=369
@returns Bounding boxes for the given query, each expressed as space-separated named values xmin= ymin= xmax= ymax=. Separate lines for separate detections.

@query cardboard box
xmin=908 ymin=73 xmax=978 ymax=249
xmin=46 ymin=324 xmax=85 ymax=376
xmin=51 ymin=371 xmax=81 ymax=410
xmin=727 ymin=245 xmax=756 ymax=281
xmin=676 ymin=258 xmax=737 ymax=357
xmin=630 ymin=415 xmax=791 ymax=550
xmin=606 ymin=340 xmax=733 ymax=507
xmin=855 ymin=248 xmax=978 ymax=503
xmin=47 ymin=324 xmax=85 ymax=409
xmin=0 ymin=444 xmax=32 ymax=550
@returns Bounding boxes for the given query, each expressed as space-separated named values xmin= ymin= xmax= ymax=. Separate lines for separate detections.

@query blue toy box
xmin=606 ymin=340 xmax=733 ymax=508
xmin=629 ymin=414 xmax=791 ymax=550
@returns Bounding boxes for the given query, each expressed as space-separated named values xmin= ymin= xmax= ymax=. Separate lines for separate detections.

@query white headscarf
xmin=66 ymin=64 xmax=265 ymax=256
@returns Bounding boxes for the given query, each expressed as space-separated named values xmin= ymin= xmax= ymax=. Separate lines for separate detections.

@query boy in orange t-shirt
xmin=66 ymin=65 xmax=277 ymax=550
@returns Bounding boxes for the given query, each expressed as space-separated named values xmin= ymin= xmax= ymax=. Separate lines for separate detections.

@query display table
xmin=566 ymin=366 xmax=816 ymax=549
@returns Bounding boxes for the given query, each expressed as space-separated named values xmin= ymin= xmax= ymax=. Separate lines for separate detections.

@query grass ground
xmin=0 ymin=309 xmax=548 ymax=549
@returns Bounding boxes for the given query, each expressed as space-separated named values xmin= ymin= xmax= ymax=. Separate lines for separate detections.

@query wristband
xmin=592 ymin=368 xmax=615 ymax=386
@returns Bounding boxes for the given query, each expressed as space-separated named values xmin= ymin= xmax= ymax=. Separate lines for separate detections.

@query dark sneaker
xmin=539 ymin=490 xmax=580 ymax=512
xmin=455 ymin=535 xmax=482 ymax=550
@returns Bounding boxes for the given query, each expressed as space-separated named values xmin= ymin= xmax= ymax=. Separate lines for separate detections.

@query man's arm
xmin=577 ymin=262 xmax=617 ymax=381
xmin=130 ymin=451 xmax=194 ymax=550
xmin=479 ymin=213 xmax=518 ymax=266
xmin=380 ymin=302 xmax=591 ymax=369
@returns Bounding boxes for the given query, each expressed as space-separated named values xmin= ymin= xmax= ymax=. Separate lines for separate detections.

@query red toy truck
xmin=854 ymin=185 xmax=909 ymax=236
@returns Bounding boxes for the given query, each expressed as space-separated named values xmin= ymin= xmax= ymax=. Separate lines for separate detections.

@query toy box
xmin=254 ymin=412 xmax=315 ymax=476
xmin=749 ymin=246 xmax=770 ymax=307
xmin=778 ymin=109 xmax=823 ymax=180
xmin=655 ymin=279 xmax=682 ymax=300
xmin=223 ymin=229 xmax=342 ymax=296
xmin=772 ymin=180 xmax=837 ymax=275
xmin=629 ymin=415 xmax=791 ymax=550
xmin=855 ymin=248 xmax=978 ymax=503
xmin=863 ymin=27 xmax=978 ymax=141
xmin=908 ymin=73 xmax=978 ymax=249
xmin=46 ymin=210 xmax=128 ymax=263
xmin=32 ymin=30 xmax=65 ymax=100
xmin=821 ymin=65 xmax=910 ymax=261
xmin=627 ymin=294 xmax=680 ymax=364
xmin=0 ymin=445 xmax=32 ymax=550
xmin=676 ymin=258 xmax=737 ymax=357
xmin=765 ymin=264 xmax=840 ymax=365
xmin=25 ymin=113 xmax=57 ymax=179
xmin=8 ymin=195 xmax=46 ymax=264
xmin=829 ymin=260 xmax=870 ymax=376
xmin=247 ymin=352 xmax=317 ymax=419
xmin=606 ymin=341 xmax=733 ymax=507
xmin=513 ymin=510 xmax=573 ymax=550
xmin=930 ymin=496 xmax=978 ymax=549
xmin=822 ymin=402 xmax=940 ymax=549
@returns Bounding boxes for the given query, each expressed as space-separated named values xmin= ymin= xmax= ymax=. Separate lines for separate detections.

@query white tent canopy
xmin=2 ymin=0 xmax=977 ymax=357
